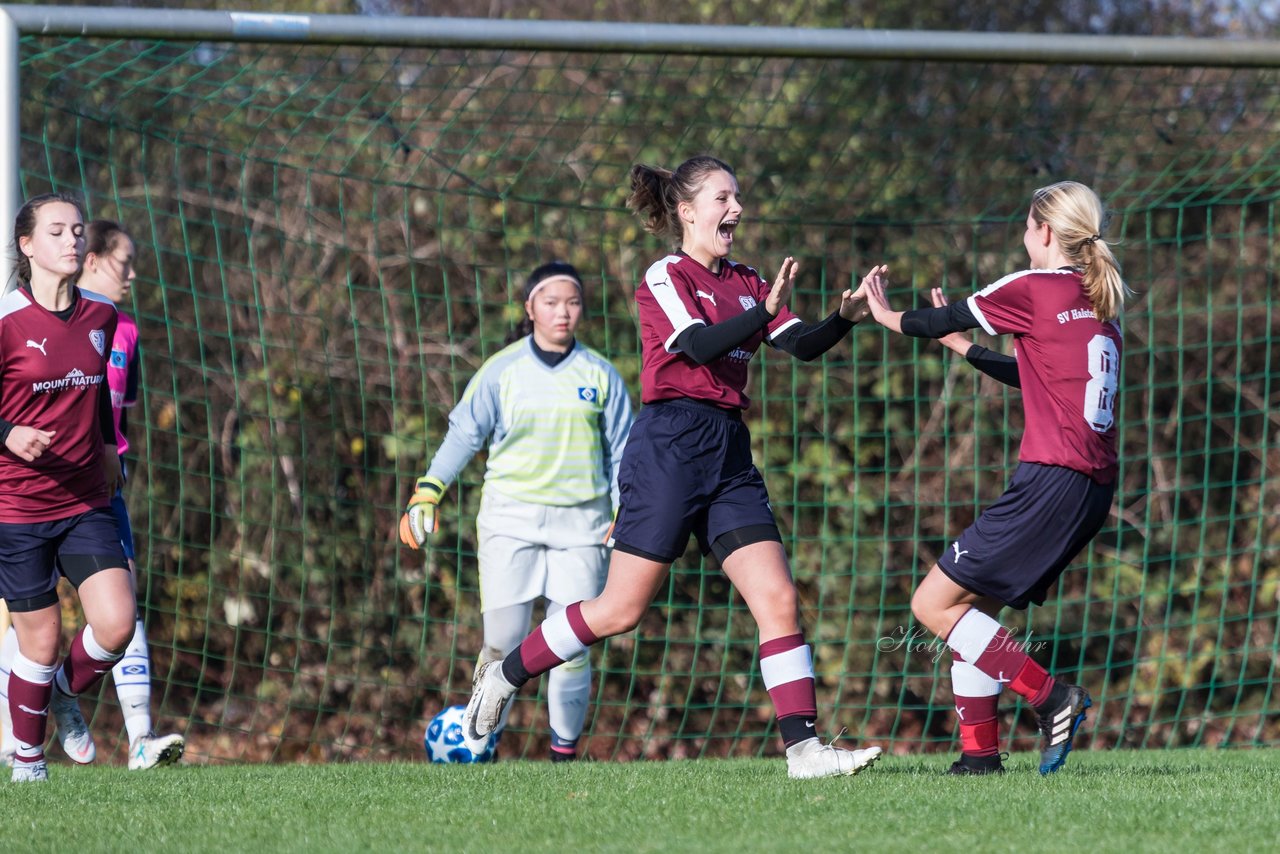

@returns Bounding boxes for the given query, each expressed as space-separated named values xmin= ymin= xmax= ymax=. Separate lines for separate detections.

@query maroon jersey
xmin=0 ymin=288 xmax=118 ymax=522
xmin=636 ymin=253 xmax=800 ymax=409
xmin=967 ymin=268 xmax=1122 ymax=484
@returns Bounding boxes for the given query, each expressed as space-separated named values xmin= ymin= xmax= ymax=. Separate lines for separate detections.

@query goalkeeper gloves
xmin=400 ymin=476 xmax=446 ymax=549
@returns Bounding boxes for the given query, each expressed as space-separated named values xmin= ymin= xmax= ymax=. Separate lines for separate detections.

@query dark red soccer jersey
xmin=966 ymin=268 xmax=1122 ymax=484
xmin=636 ymin=253 xmax=800 ymax=409
xmin=0 ymin=288 xmax=118 ymax=521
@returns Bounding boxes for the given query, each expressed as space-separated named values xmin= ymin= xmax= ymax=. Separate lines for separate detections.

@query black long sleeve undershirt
xmin=898 ymin=300 xmax=1020 ymax=387
xmin=964 ymin=344 xmax=1021 ymax=388
xmin=674 ymin=303 xmax=774 ymax=365
xmin=771 ymin=310 xmax=856 ymax=362
xmin=98 ymin=373 xmax=115 ymax=448
xmin=899 ymin=300 xmax=982 ymax=338
xmin=675 ymin=305 xmax=858 ymax=366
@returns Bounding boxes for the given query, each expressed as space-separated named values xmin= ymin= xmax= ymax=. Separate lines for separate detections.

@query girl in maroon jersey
xmin=0 ymin=194 xmax=137 ymax=782
xmin=461 ymin=155 xmax=884 ymax=779
xmin=863 ymin=180 xmax=1129 ymax=775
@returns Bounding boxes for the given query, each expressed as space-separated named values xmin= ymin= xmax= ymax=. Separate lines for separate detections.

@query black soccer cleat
xmin=1036 ymin=683 xmax=1092 ymax=775
xmin=947 ymin=752 xmax=1006 ymax=776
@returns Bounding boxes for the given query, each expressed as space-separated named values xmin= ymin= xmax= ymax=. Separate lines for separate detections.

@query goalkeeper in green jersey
xmin=401 ymin=262 xmax=633 ymax=761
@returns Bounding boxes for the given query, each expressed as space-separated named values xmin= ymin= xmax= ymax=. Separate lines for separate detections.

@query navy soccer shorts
xmin=937 ymin=462 xmax=1115 ymax=610
xmin=0 ymin=508 xmax=129 ymax=612
xmin=610 ymin=399 xmax=781 ymax=564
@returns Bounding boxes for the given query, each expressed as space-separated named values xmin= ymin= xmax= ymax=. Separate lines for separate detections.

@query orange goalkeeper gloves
xmin=603 ymin=507 xmax=618 ymax=545
xmin=399 ymin=476 xmax=446 ymax=549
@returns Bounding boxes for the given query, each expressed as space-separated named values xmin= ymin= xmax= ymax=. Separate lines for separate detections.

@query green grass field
xmin=9 ymin=750 xmax=1277 ymax=853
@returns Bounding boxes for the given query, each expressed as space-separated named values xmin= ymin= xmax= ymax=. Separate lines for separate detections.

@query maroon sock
xmin=503 ymin=602 xmax=598 ymax=688
xmin=9 ymin=670 xmax=53 ymax=763
xmin=57 ymin=627 xmax=119 ymax=696
xmin=760 ymin=634 xmax=818 ymax=748
xmin=955 ymin=692 xmax=1001 ymax=757
xmin=970 ymin=628 xmax=1056 ymax=706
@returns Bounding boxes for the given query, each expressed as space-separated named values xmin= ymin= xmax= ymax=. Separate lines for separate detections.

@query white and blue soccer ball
xmin=424 ymin=704 xmax=495 ymax=764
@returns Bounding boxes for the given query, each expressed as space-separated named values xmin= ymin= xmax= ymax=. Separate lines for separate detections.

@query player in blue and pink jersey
xmin=0 ymin=194 xmax=137 ymax=783
xmin=75 ymin=221 xmax=184 ymax=769
xmin=863 ymin=180 xmax=1129 ymax=776
xmin=461 ymin=154 xmax=884 ymax=779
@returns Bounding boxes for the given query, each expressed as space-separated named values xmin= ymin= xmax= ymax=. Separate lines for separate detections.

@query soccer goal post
xmin=2 ymin=5 xmax=1277 ymax=764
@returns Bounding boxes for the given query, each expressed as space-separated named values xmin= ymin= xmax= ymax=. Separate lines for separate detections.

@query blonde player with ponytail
xmin=863 ymin=180 xmax=1130 ymax=777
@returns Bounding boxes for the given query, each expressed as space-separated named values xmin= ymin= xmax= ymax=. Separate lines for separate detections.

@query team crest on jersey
xmin=577 ymin=387 xmax=599 ymax=402
xmin=110 ymin=348 xmax=127 ymax=368
xmin=739 ymin=295 xmax=757 ymax=310
xmin=89 ymin=329 xmax=106 ymax=356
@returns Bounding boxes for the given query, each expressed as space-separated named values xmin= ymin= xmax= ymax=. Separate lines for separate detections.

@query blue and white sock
xmin=112 ymin=619 xmax=152 ymax=744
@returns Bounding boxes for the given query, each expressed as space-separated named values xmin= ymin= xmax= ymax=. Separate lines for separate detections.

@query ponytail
xmin=626 ymin=155 xmax=736 ymax=243
xmin=1078 ymin=238 xmax=1127 ymax=323
xmin=504 ymin=316 xmax=534 ymax=346
xmin=626 ymin=164 xmax=678 ymax=239
xmin=1030 ymin=181 xmax=1132 ymax=322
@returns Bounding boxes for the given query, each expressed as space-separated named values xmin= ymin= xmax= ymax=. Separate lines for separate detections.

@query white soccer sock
xmin=547 ymin=653 xmax=591 ymax=747
xmin=944 ymin=608 xmax=1001 ymax=664
xmin=0 ymin=625 xmax=16 ymax=751
xmin=951 ymin=658 xmax=1002 ymax=698
xmin=112 ymin=619 xmax=152 ymax=744
xmin=483 ymin=602 xmax=535 ymax=739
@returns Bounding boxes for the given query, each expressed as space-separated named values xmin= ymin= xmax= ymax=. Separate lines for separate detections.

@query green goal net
xmin=11 ymin=28 xmax=1277 ymax=763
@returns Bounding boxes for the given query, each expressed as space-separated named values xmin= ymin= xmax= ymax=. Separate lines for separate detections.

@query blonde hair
xmin=1030 ymin=181 xmax=1131 ymax=322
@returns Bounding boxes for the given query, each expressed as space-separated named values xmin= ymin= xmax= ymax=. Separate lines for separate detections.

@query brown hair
xmin=1030 ymin=181 xmax=1131 ymax=322
xmin=626 ymin=155 xmax=735 ymax=242
xmin=12 ymin=192 xmax=84 ymax=285
xmin=85 ymin=219 xmax=132 ymax=258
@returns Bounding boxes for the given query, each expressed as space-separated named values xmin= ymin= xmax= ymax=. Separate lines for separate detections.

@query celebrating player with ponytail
xmin=863 ymin=180 xmax=1129 ymax=776
xmin=461 ymin=154 xmax=883 ymax=779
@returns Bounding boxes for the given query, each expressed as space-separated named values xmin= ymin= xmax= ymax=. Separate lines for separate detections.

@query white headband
xmin=525 ymin=274 xmax=583 ymax=302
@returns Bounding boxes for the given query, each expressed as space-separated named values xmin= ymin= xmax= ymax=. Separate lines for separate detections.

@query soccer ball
xmin=424 ymin=704 xmax=495 ymax=764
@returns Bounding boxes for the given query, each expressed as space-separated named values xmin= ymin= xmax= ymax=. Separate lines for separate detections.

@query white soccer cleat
xmin=11 ymin=759 xmax=49 ymax=783
xmin=786 ymin=737 xmax=882 ymax=780
xmin=461 ymin=660 xmax=516 ymax=755
xmin=129 ymin=732 xmax=185 ymax=770
xmin=51 ymin=685 xmax=96 ymax=765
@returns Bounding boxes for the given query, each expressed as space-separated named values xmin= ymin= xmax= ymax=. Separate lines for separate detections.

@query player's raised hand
xmin=5 ymin=426 xmax=54 ymax=462
xmin=764 ymin=256 xmax=797 ymax=317
xmin=860 ymin=265 xmax=895 ymax=326
xmin=400 ymin=475 xmax=445 ymax=549
xmin=931 ymin=287 xmax=971 ymax=356
xmin=838 ymin=273 xmax=877 ymax=322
